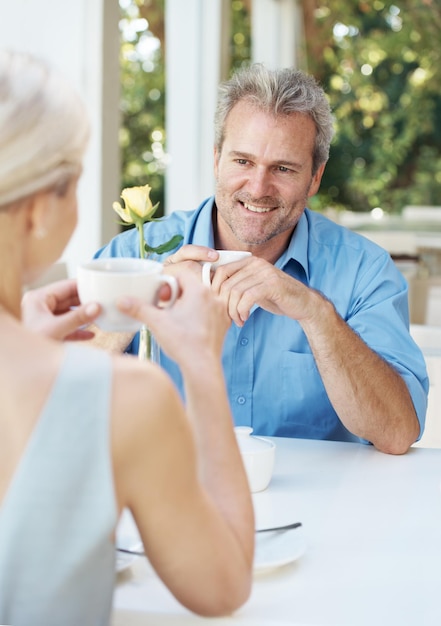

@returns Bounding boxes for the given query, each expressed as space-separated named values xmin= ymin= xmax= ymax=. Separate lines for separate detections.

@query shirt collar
xmin=275 ymin=210 xmax=310 ymax=282
xmin=192 ymin=196 xmax=216 ymax=246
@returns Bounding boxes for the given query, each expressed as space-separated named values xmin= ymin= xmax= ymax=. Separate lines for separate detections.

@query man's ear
xmin=308 ymin=163 xmax=326 ymax=198
xmin=213 ymin=145 xmax=220 ymax=178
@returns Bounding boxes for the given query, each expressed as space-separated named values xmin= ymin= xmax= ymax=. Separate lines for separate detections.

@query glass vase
xmin=138 ymin=324 xmax=160 ymax=362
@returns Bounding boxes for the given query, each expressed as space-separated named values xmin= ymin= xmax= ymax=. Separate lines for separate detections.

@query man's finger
xmin=164 ymin=245 xmax=218 ymax=265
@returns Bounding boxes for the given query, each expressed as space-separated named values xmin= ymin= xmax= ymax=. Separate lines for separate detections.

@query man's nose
xmin=245 ymin=167 xmax=274 ymax=198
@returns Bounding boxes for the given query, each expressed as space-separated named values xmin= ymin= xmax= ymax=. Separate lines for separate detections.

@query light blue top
xmin=0 ymin=345 xmax=117 ymax=626
xmin=96 ymin=196 xmax=429 ymax=443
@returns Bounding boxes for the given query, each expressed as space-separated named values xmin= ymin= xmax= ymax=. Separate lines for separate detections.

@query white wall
xmin=165 ymin=0 xmax=230 ymax=214
xmin=0 ymin=0 xmax=121 ymax=275
xmin=252 ymin=0 xmax=303 ymax=69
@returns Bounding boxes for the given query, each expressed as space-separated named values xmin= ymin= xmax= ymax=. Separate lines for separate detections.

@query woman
xmin=0 ymin=50 xmax=254 ymax=625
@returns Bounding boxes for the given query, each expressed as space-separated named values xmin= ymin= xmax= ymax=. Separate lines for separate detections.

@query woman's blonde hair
xmin=0 ymin=49 xmax=90 ymax=208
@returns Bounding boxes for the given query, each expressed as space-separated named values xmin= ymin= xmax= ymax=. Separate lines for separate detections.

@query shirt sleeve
xmin=345 ymin=251 xmax=429 ymax=440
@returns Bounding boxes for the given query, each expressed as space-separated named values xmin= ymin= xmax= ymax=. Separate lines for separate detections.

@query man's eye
xmin=278 ymin=166 xmax=290 ymax=173
xmin=236 ymin=159 xmax=248 ymax=165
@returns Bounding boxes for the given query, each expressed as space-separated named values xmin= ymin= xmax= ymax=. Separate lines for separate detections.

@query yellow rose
xmin=112 ymin=183 xmax=182 ymax=259
xmin=112 ymin=184 xmax=158 ymax=224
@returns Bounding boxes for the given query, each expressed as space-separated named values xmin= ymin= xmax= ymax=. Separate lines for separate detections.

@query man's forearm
xmin=300 ymin=293 xmax=420 ymax=454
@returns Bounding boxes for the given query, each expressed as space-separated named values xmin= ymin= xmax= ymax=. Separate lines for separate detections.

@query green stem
xmin=137 ymin=221 xmax=146 ymax=260
xmin=136 ymin=220 xmax=157 ymax=362
xmin=138 ymin=325 xmax=152 ymax=361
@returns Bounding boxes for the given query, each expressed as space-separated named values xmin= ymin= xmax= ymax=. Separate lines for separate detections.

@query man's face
xmin=213 ymin=99 xmax=325 ymax=257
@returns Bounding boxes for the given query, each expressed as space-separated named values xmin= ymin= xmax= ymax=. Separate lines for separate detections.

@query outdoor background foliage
xmin=119 ymin=0 xmax=441 ymax=215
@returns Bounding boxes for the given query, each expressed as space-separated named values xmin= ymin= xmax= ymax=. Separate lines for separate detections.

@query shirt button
xmin=240 ymin=337 xmax=249 ymax=346
xmin=237 ymin=395 xmax=246 ymax=405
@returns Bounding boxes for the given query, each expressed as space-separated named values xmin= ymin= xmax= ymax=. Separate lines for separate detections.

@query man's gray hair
xmin=214 ymin=64 xmax=335 ymax=174
xmin=0 ymin=50 xmax=89 ymax=208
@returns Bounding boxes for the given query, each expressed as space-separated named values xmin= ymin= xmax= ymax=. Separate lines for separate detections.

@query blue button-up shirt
xmin=96 ymin=197 xmax=428 ymax=443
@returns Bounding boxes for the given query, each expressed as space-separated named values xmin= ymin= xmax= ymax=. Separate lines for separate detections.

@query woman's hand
xmin=21 ymin=278 xmax=101 ymax=341
xmin=117 ymin=269 xmax=230 ymax=366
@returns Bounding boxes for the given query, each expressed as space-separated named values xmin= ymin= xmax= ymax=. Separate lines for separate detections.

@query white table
xmin=112 ymin=437 xmax=441 ymax=626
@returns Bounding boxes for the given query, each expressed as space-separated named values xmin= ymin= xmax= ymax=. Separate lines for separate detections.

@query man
xmin=96 ymin=64 xmax=428 ymax=454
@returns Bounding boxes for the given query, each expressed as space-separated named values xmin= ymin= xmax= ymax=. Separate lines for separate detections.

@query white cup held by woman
xmin=77 ymin=257 xmax=178 ymax=332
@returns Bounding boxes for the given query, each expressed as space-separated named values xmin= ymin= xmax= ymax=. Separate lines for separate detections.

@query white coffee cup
xmin=234 ymin=427 xmax=276 ymax=493
xmin=202 ymin=250 xmax=252 ymax=286
xmin=77 ymin=257 xmax=178 ymax=332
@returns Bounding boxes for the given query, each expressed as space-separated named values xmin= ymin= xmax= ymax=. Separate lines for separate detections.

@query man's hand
xmin=209 ymin=255 xmax=313 ymax=326
xmin=164 ymin=246 xmax=321 ymax=329
xmin=21 ymin=278 xmax=101 ymax=341
xmin=163 ymin=244 xmax=219 ymax=278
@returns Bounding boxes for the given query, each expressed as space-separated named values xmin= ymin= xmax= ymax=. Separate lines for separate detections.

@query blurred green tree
xmin=230 ymin=0 xmax=252 ymax=70
xmin=119 ymin=0 xmax=166 ymax=215
xmin=303 ymin=0 xmax=441 ymax=213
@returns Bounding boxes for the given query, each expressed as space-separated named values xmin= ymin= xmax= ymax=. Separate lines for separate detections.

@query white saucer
xmin=115 ymin=535 xmax=143 ymax=574
xmin=254 ymin=526 xmax=307 ymax=574
xmin=116 ymin=551 xmax=138 ymax=574
xmin=115 ymin=527 xmax=306 ymax=575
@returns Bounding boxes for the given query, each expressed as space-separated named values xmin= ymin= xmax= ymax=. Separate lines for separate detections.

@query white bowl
xmin=234 ymin=427 xmax=276 ymax=492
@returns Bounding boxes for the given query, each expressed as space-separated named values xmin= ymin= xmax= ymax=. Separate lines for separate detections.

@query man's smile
xmin=243 ymin=201 xmax=274 ymax=213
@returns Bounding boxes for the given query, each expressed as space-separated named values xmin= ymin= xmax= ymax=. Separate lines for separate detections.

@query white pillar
xmin=251 ymin=0 xmax=303 ymax=69
xmin=0 ymin=0 xmax=120 ymax=275
xmin=165 ymin=0 xmax=230 ymax=214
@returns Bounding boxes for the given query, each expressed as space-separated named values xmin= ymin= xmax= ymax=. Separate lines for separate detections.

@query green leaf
xmin=115 ymin=219 xmax=134 ymax=227
xmin=144 ymin=234 xmax=183 ymax=255
xmin=148 ymin=215 xmax=172 ymax=223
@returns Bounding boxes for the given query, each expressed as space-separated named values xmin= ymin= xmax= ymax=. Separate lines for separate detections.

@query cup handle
xmin=201 ymin=261 xmax=213 ymax=286
xmin=156 ymin=275 xmax=178 ymax=309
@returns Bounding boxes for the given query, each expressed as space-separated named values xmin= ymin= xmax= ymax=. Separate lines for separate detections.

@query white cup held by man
xmin=202 ymin=250 xmax=252 ymax=286
xmin=77 ymin=257 xmax=178 ymax=332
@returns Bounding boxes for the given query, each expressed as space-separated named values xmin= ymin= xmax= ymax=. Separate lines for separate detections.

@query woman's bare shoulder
xmin=109 ymin=354 xmax=187 ymax=454
xmin=112 ymin=354 xmax=181 ymax=417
